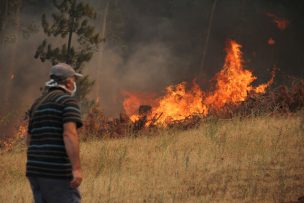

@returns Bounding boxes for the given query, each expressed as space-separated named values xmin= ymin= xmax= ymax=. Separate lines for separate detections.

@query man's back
xmin=27 ymin=87 xmax=82 ymax=180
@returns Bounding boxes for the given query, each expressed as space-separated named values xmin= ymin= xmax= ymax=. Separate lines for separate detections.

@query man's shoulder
xmin=52 ymin=91 xmax=75 ymax=104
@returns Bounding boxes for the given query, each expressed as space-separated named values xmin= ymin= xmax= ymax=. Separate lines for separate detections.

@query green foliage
xmin=34 ymin=0 xmax=102 ymax=101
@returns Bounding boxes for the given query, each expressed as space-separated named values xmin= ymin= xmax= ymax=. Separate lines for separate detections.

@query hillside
xmin=0 ymin=114 xmax=303 ymax=202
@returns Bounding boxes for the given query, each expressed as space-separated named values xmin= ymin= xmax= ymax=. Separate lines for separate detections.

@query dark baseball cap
xmin=50 ymin=63 xmax=83 ymax=79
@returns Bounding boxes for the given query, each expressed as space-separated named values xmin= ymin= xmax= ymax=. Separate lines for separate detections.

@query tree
xmin=34 ymin=0 xmax=103 ymax=102
xmin=0 ymin=0 xmax=22 ymax=44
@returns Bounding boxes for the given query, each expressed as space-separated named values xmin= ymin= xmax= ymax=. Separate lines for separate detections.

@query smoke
xmin=0 ymin=31 xmax=49 ymax=132
xmin=87 ymin=42 xmax=181 ymax=116
xmin=0 ymin=0 xmax=304 ymax=134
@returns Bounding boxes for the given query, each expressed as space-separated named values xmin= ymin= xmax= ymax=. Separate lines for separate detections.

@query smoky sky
xmin=116 ymin=0 xmax=304 ymax=81
xmin=0 ymin=0 xmax=304 ymax=129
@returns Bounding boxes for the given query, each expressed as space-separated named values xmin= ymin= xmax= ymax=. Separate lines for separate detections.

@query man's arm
xmin=63 ymin=122 xmax=82 ymax=188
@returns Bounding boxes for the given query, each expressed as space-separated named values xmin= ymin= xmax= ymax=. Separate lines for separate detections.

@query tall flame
xmin=123 ymin=40 xmax=274 ymax=127
xmin=205 ymin=40 xmax=273 ymax=109
xmin=205 ymin=40 xmax=256 ymax=109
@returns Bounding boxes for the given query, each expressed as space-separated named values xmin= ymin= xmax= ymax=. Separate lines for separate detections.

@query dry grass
xmin=1 ymin=113 xmax=304 ymax=203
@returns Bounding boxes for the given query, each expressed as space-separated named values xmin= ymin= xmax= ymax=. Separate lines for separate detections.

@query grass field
xmin=0 ymin=114 xmax=304 ymax=203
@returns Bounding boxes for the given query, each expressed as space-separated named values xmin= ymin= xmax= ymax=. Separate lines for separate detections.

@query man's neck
xmin=49 ymin=86 xmax=71 ymax=94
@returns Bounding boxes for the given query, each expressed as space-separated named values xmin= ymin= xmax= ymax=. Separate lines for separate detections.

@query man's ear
xmin=66 ymin=78 xmax=72 ymax=83
xmin=65 ymin=78 xmax=73 ymax=89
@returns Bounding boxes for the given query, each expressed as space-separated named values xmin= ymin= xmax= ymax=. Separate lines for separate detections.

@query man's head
xmin=48 ymin=63 xmax=83 ymax=95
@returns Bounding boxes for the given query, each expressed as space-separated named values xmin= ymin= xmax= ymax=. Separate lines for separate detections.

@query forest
xmin=0 ymin=1 xmax=304 ymax=202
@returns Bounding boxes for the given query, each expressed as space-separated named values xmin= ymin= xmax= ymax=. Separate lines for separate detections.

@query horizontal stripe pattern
xmin=31 ymin=126 xmax=62 ymax=133
xmin=27 ymin=87 xmax=83 ymax=179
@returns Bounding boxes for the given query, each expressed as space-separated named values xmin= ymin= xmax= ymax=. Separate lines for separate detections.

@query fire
xmin=16 ymin=121 xmax=27 ymax=138
xmin=205 ymin=40 xmax=273 ymax=109
xmin=268 ymin=38 xmax=275 ymax=45
xmin=0 ymin=120 xmax=27 ymax=151
xmin=123 ymin=40 xmax=274 ymax=127
xmin=146 ymin=81 xmax=208 ymax=126
xmin=266 ymin=13 xmax=289 ymax=30
xmin=122 ymin=91 xmax=157 ymax=122
xmin=254 ymin=69 xmax=275 ymax=94
xmin=10 ymin=74 xmax=15 ymax=80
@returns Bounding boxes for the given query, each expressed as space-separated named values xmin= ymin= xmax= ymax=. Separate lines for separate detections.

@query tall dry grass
xmin=0 ymin=113 xmax=304 ymax=202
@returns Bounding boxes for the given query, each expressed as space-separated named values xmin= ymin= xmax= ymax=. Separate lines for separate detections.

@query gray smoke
xmin=0 ymin=0 xmax=304 ymax=134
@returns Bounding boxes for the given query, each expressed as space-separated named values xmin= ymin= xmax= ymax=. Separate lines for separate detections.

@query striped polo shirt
xmin=26 ymin=87 xmax=83 ymax=179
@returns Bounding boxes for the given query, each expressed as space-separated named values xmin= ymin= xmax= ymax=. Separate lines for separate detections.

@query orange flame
xmin=16 ymin=121 xmax=27 ymax=138
xmin=267 ymin=13 xmax=289 ymax=30
xmin=268 ymin=38 xmax=275 ymax=45
xmin=254 ymin=69 xmax=275 ymax=93
xmin=205 ymin=40 xmax=273 ymax=109
xmin=146 ymin=81 xmax=208 ymax=126
xmin=123 ymin=40 xmax=274 ymax=127
xmin=205 ymin=40 xmax=256 ymax=109
xmin=122 ymin=91 xmax=157 ymax=122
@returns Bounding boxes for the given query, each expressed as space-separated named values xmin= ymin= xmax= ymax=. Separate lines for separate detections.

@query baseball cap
xmin=50 ymin=63 xmax=83 ymax=79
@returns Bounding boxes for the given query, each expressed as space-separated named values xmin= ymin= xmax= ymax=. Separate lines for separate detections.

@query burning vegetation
xmin=0 ymin=118 xmax=27 ymax=151
xmin=1 ymin=40 xmax=303 ymax=149
xmin=81 ymin=39 xmax=303 ymax=138
xmin=123 ymin=40 xmax=274 ymax=128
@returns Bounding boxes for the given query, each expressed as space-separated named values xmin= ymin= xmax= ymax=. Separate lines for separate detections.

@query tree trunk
xmin=66 ymin=0 xmax=76 ymax=64
xmin=95 ymin=0 xmax=110 ymax=105
xmin=199 ymin=0 xmax=217 ymax=78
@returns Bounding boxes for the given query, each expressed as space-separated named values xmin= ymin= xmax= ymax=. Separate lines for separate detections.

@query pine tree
xmin=34 ymin=0 xmax=103 ymax=102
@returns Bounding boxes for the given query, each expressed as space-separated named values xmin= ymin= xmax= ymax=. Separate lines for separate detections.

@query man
xmin=26 ymin=63 xmax=83 ymax=203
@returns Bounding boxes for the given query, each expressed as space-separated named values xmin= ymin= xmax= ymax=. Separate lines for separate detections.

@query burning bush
xmin=82 ymin=106 xmax=133 ymax=139
xmin=1 ymin=40 xmax=303 ymax=145
xmin=122 ymin=40 xmax=275 ymax=128
xmin=0 ymin=118 xmax=27 ymax=152
xmin=80 ymin=40 xmax=303 ymax=137
xmin=233 ymin=80 xmax=304 ymax=117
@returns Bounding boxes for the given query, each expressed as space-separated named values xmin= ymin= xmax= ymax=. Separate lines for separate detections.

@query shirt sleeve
xmin=62 ymin=97 xmax=83 ymax=128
